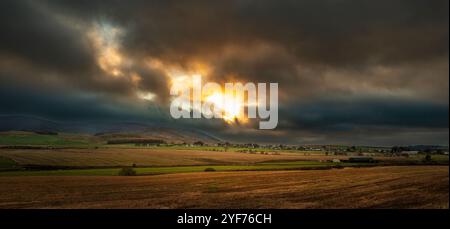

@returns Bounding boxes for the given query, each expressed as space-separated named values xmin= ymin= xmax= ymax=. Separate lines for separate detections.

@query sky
xmin=0 ymin=0 xmax=448 ymax=146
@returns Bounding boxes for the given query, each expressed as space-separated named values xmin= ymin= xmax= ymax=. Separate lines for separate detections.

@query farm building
xmin=400 ymin=151 xmax=419 ymax=157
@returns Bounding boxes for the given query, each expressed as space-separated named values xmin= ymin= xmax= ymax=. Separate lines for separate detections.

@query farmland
xmin=0 ymin=161 xmax=363 ymax=176
xmin=0 ymin=148 xmax=342 ymax=168
xmin=0 ymin=131 xmax=448 ymax=209
xmin=0 ymin=166 xmax=447 ymax=209
xmin=0 ymin=156 xmax=17 ymax=171
xmin=1 ymin=146 xmax=447 ymax=177
xmin=0 ymin=147 xmax=373 ymax=176
xmin=0 ymin=131 xmax=97 ymax=147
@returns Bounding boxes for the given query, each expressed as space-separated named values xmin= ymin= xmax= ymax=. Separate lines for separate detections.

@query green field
xmin=0 ymin=133 xmax=90 ymax=147
xmin=0 ymin=131 xmax=448 ymax=178
xmin=0 ymin=156 xmax=18 ymax=170
xmin=0 ymin=131 xmax=327 ymax=154
xmin=0 ymin=161 xmax=362 ymax=176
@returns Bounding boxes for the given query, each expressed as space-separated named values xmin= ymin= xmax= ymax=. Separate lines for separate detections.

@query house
xmin=400 ymin=151 xmax=419 ymax=157
xmin=361 ymin=152 xmax=376 ymax=156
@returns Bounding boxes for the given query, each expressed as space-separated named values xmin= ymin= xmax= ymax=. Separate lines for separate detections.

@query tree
xmin=118 ymin=167 xmax=137 ymax=176
xmin=424 ymin=154 xmax=432 ymax=162
xmin=193 ymin=141 xmax=204 ymax=146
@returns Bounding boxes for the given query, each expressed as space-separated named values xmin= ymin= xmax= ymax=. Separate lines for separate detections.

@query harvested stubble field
xmin=0 ymin=148 xmax=351 ymax=167
xmin=0 ymin=148 xmax=434 ymax=168
xmin=0 ymin=166 xmax=447 ymax=209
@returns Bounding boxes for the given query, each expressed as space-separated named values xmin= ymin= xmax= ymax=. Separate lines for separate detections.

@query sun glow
xmin=167 ymin=72 xmax=250 ymax=125
xmin=205 ymin=92 xmax=246 ymax=124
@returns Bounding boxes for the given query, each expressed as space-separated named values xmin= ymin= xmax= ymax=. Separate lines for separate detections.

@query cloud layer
xmin=0 ymin=0 xmax=448 ymax=145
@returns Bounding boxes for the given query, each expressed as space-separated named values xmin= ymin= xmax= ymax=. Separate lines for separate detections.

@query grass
xmin=104 ymin=144 xmax=328 ymax=155
xmin=0 ymin=161 xmax=363 ymax=176
xmin=0 ymin=147 xmax=339 ymax=167
xmin=0 ymin=131 xmax=447 ymax=177
xmin=0 ymin=133 xmax=93 ymax=147
xmin=0 ymin=147 xmax=446 ymax=176
xmin=0 ymin=156 xmax=18 ymax=170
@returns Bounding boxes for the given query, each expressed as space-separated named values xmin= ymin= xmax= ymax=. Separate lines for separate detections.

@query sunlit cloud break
xmin=0 ymin=0 xmax=448 ymax=145
xmin=170 ymin=75 xmax=279 ymax=129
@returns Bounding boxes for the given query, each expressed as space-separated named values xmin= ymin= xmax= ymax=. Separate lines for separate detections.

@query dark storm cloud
xmin=0 ymin=1 xmax=113 ymax=96
xmin=0 ymin=78 xmax=166 ymax=122
xmin=53 ymin=0 xmax=447 ymax=106
xmin=0 ymin=1 xmax=95 ymax=74
xmin=280 ymin=98 xmax=449 ymax=131
xmin=0 ymin=0 xmax=169 ymax=102
xmin=0 ymin=0 xmax=448 ymax=145
xmin=48 ymin=0 xmax=448 ymax=65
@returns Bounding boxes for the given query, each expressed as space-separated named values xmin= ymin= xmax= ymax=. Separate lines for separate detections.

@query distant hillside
xmin=0 ymin=115 xmax=221 ymax=144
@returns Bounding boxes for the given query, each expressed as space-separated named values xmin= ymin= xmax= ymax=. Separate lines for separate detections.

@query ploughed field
xmin=0 ymin=166 xmax=447 ymax=209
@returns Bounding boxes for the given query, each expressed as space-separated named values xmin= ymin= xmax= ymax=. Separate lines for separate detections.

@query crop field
xmin=0 ymin=131 xmax=97 ymax=147
xmin=0 ymin=132 xmax=448 ymax=209
xmin=0 ymin=166 xmax=447 ymax=209
xmin=1 ymin=147 xmax=444 ymax=169
xmin=0 ymin=161 xmax=364 ymax=176
xmin=0 ymin=145 xmax=447 ymax=178
xmin=0 ymin=148 xmax=351 ymax=168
